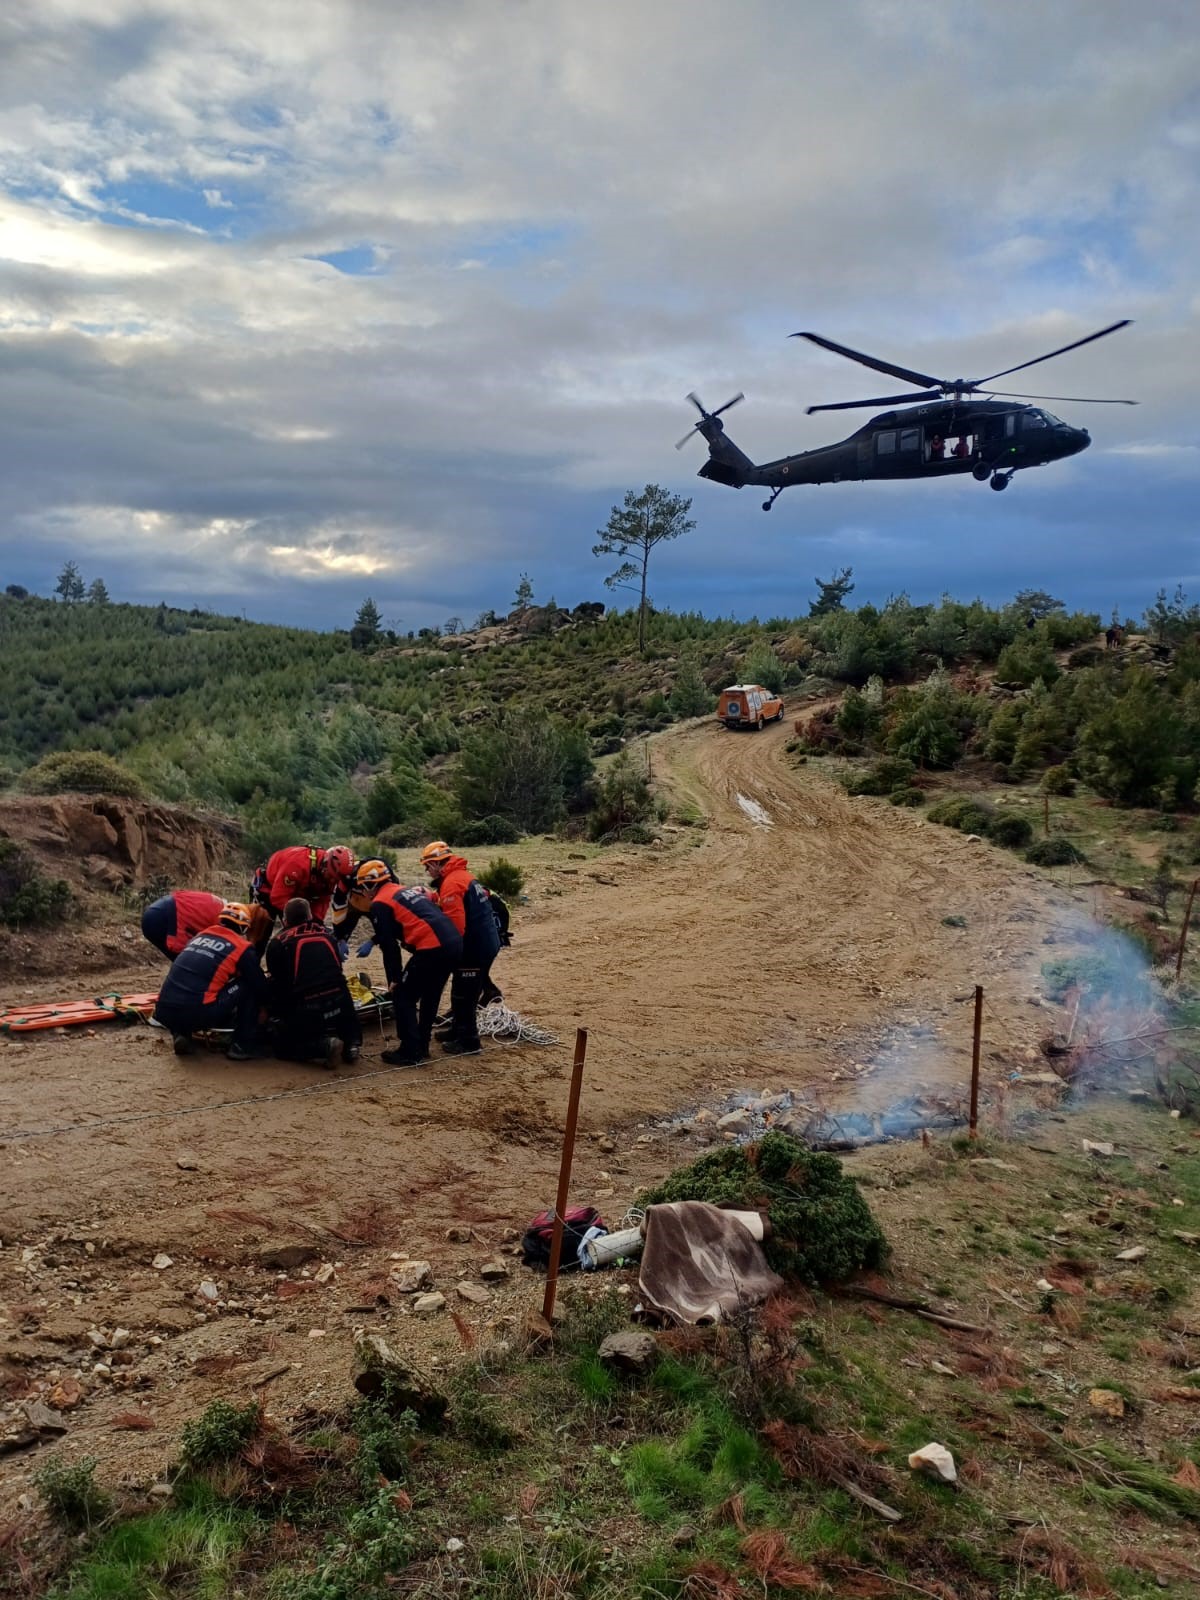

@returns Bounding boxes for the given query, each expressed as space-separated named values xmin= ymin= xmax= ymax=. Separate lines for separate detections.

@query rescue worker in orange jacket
xmin=153 ymin=902 xmax=268 ymax=1060
xmin=266 ymin=897 xmax=361 ymax=1067
xmin=330 ymin=857 xmax=397 ymax=950
xmin=420 ymin=841 xmax=502 ymax=1057
xmin=141 ymin=889 xmax=225 ymax=962
xmin=353 ymin=860 xmax=462 ymax=1067
xmin=251 ymin=845 xmax=354 ymax=924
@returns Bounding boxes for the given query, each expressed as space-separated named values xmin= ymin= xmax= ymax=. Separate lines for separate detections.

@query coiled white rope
xmin=476 ymin=1001 xmax=559 ymax=1046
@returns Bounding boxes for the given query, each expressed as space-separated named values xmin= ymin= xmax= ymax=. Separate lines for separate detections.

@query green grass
xmin=47 ymin=1493 xmax=255 ymax=1600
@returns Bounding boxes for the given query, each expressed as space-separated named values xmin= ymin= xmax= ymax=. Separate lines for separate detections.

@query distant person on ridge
xmin=266 ymin=897 xmax=361 ymax=1067
xmin=420 ymin=841 xmax=502 ymax=1057
xmin=141 ymin=889 xmax=225 ymax=962
xmin=153 ymin=901 xmax=268 ymax=1060
xmin=352 ymin=859 xmax=462 ymax=1067
xmin=250 ymin=844 xmax=355 ymax=925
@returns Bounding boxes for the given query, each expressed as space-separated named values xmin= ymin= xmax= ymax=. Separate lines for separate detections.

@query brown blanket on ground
xmin=637 ymin=1201 xmax=783 ymax=1325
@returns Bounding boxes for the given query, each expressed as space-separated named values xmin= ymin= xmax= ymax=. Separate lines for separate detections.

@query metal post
xmin=542 ymin=1029 xmax=588 ymax=1325
xmin=1176 ymin=879 xmax=1200 ymax=982
xmin=968 ymin=985 xmax=983 ymax=1142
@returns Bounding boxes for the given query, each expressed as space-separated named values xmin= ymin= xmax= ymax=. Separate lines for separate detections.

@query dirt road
xmin=0 ymin=721 xmax=1082 ymax=1496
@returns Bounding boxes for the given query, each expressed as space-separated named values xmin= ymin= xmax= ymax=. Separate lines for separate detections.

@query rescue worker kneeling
xmin=353 ymin=860 xmax=462 ymax=1067
xmin=420 ymin=841 xmax=502 ymax=1057
xmin=141 ymin=889 xmax=225 ymax=962
xmin=153 ymin=902 xmax=268 ymax=1061
xmin=267 ymin=898 xmax=362 ymax=1068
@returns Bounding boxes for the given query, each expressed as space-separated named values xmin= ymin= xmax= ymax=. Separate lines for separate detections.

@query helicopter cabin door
xmin=873 ymin=425 xmax=922 ymax=474
xmin=980 ymin=411 xmax=1017 ymax=456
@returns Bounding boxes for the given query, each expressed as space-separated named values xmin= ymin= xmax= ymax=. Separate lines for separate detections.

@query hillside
xmin=2 ymin=583 xmax=1199 ymax=906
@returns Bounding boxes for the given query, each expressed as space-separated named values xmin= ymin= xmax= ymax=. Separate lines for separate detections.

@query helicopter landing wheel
xmin=762 ymin=486 xmax=783 ymax=513
xmin=972 ymin=463 xmax=992 ymax=483
xmin=990 ymin=472 xmax=1012 ymax=492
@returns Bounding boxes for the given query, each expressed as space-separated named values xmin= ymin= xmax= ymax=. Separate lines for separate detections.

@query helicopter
xmin=676 ymin=321 xmax=1135 ymax=511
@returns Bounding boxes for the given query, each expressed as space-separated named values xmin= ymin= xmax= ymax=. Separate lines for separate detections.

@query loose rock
xmin=598 ymin=1330 xmax=659 ymax=1375
xmin=908 ymin=1442 xmax=957 ymax=1482
xmin=456 ymin=1281 xmax=491 ymax=1306
xmin=152 ymin=1253 xmax=173 ymax=1270
xmin=413 ymin=1292 xmax=446 ymax=1316
xmin=1115 ymin=1245 xmax=1148 ymax=1262
xmin=480 ymin=1259 xmax=509 ymax=1282
xmin=390 ymin=1260 xmax=433 ymax=1294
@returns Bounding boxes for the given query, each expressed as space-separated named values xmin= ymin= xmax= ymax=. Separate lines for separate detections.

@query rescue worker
xmin=420 ymin=841 xmax=502 ymax=1057
xmin=153 ymin=902 xmax=268 ymax=1060
xmin=266 ymin=897 xmax=361 ymax=1067
xmin=250 ymin=844 xmax=355 ymax=924
xmin=330 ymin=857 xmax=397 ymax=950
xmin=141 ymin=889 xmax=225 ymax=962
xmin=352 ymin=859 xmax=462 ymax=1067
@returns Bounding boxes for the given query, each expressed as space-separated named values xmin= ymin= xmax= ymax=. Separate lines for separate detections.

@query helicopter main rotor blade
xmin=977 ymin=320 xmax=1132 ymax=386
xmin=685 ymin=391 xmax=707 ymax=416
xmin=675 ymin=426 xmax=700 ymax=450
xmin=979 ymin=389 xmax=1138 ymax=405
xmin=792 ymin=331 xmax=941 ymax=390
xmin=712 ymin=391 xmax=744 ymax=417
xmin=806 ymin=390 xmax=943 ymax=414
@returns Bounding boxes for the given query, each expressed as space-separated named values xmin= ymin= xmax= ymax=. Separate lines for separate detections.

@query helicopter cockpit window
xmin=1024 ymin=410 xmax=1048 ymax=429
xmin=876 ymin=431 xmax=896 ymax=456
xmin=1005 ymin=414 xmax=1016 ymax=438
xmin=899 ymin=428 xmax=920 ymax=452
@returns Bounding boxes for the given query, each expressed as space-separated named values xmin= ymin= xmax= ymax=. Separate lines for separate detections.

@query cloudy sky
xmin=0 ymin=0 xmax=1197 ymax=631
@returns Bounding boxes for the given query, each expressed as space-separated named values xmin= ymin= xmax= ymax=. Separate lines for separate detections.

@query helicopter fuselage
xmin=695 ymin=397 xmax=1091 ymax=506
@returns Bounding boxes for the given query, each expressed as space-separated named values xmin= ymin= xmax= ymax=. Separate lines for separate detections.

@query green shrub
xmin=22 ymin=749 xmax=147 ymax=798
xmin=447 ymin=1369 xmax=516 ymax=1452
xmin=349 ymin=1399 xmax=417 ymax=1490
xmin=988 ymin=812 xmax=1035 ymax=849
xmin=1026 ymin=838 xmax=1086 ymax=867
xmin=0 ymin=837 xmax=71 ymax=925
xmin=927 ymin=795 xmax=995 ymax=834
xmin=889 ymin=786 xmax=925 ymax=807
xmin=32 ymin=1453 xmax=111 ymax=1531
xmin=843 ymin=756 xmax=915 ymax=797
xmin=639 ymin=1132 xmax=887 ymax=1285
xmin=1042 ymin=765 xmax=1076 ymax=796
xmin=457 ymin=815 xmax=522 ymax=846
xmin=668 ymin=656 xmax=715 ymax=718
xmin=588 ymin=752 xmax=656 ymax=842
xmin=179 ymin=1398 xmax=262 ymax=1469
xmin=478 ymin=856 xmax=525 ymax=898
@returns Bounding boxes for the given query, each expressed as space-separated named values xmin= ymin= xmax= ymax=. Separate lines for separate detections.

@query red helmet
xmin=325 ymin=845 xmax=354 ymax=881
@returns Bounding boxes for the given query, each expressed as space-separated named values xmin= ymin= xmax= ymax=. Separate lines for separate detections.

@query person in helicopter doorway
xmin=928 ymin=433 xmax=945 ymax=461
xmin=952 ymin=434 xmax=971 ymax=460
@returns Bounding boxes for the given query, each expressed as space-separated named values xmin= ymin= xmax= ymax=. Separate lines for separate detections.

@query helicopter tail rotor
xmin=675 ymin=390 xmax=744 ymax=450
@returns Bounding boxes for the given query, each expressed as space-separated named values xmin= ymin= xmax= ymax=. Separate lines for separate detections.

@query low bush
xmin=457 ymin=814 xmax=521 ymax=846
xmin=588 ymin=752 xmax=658 ymax=842
xmin=179 ymin=1398 xmax=263 ymax=1470
xmin=1042 ymin=765 xmax=1076 ymax=796
xmin=478 ymin=857 xmax=525 ymax=898
xmin=1026 ymin=838 xmax=1086 ymax=867
xmin=22 ymin=749 xmax=147 ymax=798
xmin=888 ymin=786 xmax=925 ymax=807
xmin=0 ymin=837 xmax=71 ymax=926
xmin=639 ymin=1132 xmax=887 ymax=1285
xmin=842 ymin=755 xmax=915 ymax=797
xmin=32 ymin=1454 xmax=111 ymax=1531
xmin=927 ymin=795 xmax=995 ymax=834
xmin=988 ymin=812 xmax=1035 ymax=849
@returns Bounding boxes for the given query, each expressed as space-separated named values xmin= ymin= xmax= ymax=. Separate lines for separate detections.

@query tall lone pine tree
xmin=592 ymin=484 xmax=695 ymax=653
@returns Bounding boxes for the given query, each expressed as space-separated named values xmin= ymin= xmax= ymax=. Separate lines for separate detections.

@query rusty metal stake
xmin=542 ymin=1028 xmax=588 ymax=1326
xmin=969 ymin=985 xmax=983 ymax=1141
xmin=1176 ymin=879 xmax=1200 ymax=982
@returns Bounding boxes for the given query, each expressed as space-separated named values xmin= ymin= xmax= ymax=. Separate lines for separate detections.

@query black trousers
xmin=396 ymin=950 xmax=452 ymax=1058
xmin=141 ymin=898 xmax=175 ymax=961
xmin=155 ymin=982 xmax=258 ymax=1050
xmin=449 ymin=962 xmax=491 ymax=1048
xmin=275 ymin=986 xmax=361 ymax=1062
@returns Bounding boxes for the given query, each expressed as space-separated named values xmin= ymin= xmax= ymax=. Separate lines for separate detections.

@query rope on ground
xmin=476 ymin=1002 xmax=559 ymax=1046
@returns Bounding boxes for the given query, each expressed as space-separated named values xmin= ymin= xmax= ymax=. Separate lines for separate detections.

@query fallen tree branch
xmin=832 ymin=1475 xmax=902 ymax=1522
xmin=839 ymin=1285 xmax=988 ymax=1334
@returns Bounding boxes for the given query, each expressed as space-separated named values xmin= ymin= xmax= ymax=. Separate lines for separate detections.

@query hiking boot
xmin=381 ymin=1047 xmax=428 ymax=1068
xmin=434 ymin=1025 xmax=457 ymax=1043
xmin=320 ymin=1035 xmax=339 ymax=1070
xmin=441 ymin=1037 xmax=482 ymax=1057
xmin=343 ymin=1042 xmax=362 ymax=1065
xmin=172 ymin=1033 xmax=195 ymax=1057
xmin=226 ymin=1042 xmax=261 ymax=1062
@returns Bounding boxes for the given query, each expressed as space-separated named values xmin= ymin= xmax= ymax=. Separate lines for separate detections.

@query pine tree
xmin=512 ymin=573 xmax=534 ymax=612
xmin=668 ymin=656 xmax=714 ymax=718
xmin=87 ymin=577 xmax=110 ymax=605
xmin=351 ymin=597 xmax=382 ymax=650
xmin=55 ymin=560 xmax=85 ymax=603
xmin=809 ymin=567 xmax=854 ymax=616
xmin=592 ymin=484 xmax=695 ymax=653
